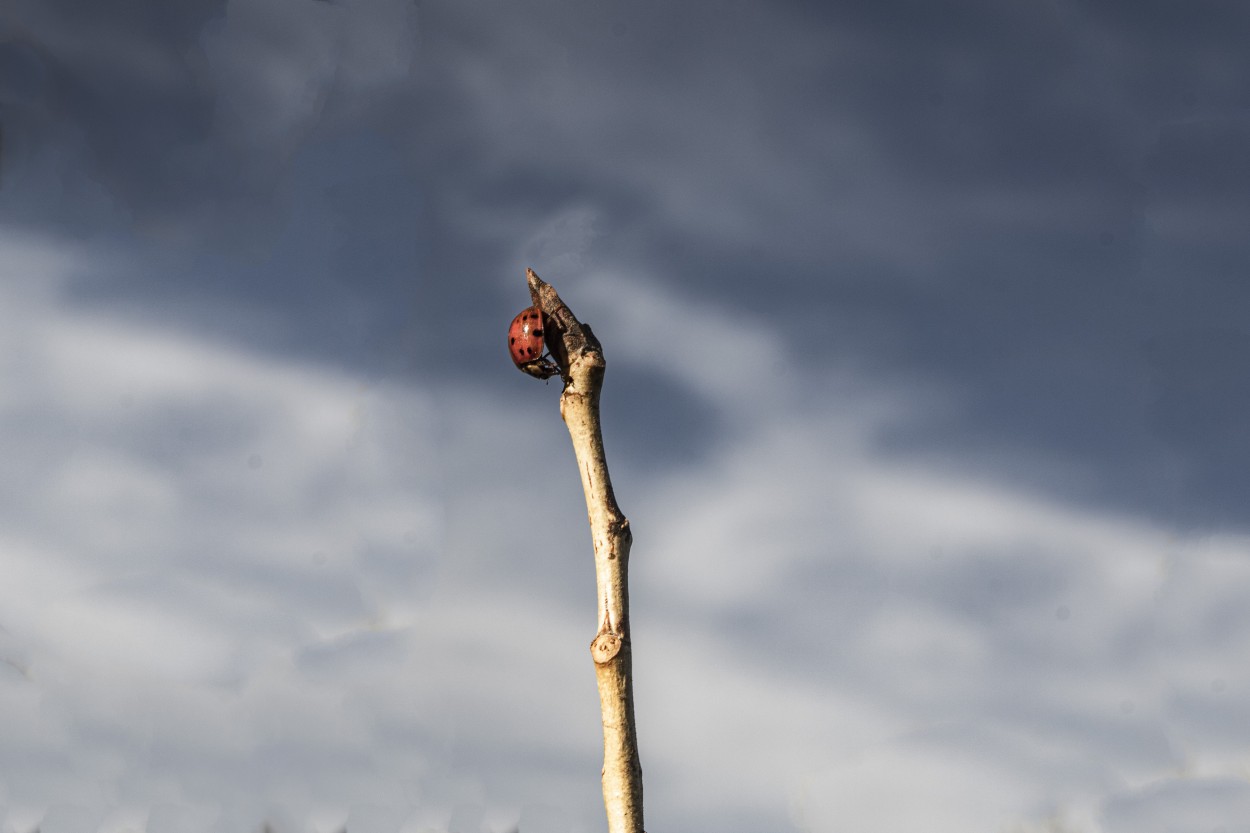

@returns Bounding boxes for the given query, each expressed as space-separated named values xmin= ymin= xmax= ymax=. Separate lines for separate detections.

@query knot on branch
xmin=611 ymin=517 xmax=632 ymax=547
xmin=590 ymin=631 xmax=623 ymax=664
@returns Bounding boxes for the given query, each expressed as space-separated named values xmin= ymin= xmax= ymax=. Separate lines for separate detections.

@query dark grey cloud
xmin=4 ymin=1 xmax=1250 ymax=830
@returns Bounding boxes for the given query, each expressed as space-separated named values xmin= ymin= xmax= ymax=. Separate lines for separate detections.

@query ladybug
xmin=508 ymin=306 xmax=561 ymax=379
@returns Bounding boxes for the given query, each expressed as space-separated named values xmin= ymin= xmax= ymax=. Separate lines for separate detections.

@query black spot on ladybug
xmin=533 ymin=328 xmax=543 ymax=337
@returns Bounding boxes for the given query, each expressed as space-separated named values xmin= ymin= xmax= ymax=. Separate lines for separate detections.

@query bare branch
xmin=522 ymin=268 xmax=644 ymax=833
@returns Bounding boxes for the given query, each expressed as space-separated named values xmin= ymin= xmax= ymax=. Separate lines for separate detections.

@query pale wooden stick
xmin=526 ymin=268 xmax=644 ymax=833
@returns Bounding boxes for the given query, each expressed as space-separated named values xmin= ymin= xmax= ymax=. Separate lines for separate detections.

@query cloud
xmin=1102 ymin=776 xmax=1250 ymax=833
xmin=556 ymin=272 xmax=1250 ymax=832
xmin=3 ymin=228 xmax=1250 ymax=831
xmin=0 ymin=230 xmax=456 ymax=826
xmin=4 ymin=2 xmax=1250 ymax=829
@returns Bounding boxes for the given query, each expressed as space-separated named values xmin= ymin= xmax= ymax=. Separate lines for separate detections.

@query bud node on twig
xmin=591 ymin=632 xmax=624 ymax=664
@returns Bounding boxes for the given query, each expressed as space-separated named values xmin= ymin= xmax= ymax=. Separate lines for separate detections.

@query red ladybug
xmin=508 ymin=306 xmax=560 ymax=379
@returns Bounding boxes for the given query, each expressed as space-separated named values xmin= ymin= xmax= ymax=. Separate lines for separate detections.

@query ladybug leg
xmin=538 ymin=352 xmax=563 ymax=380
xmin=519 ymin=355 xmax=562 ymax=381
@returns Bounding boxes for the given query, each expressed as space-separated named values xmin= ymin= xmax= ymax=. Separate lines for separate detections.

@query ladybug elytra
xmin=508 ymin=305 xmax=561 ymax=379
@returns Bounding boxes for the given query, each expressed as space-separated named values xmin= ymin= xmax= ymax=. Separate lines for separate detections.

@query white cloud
xmin=3 ymin=233 xmax=1248 ymax=832
xmin=562 ymin=270 xmax=1250 ymax=831
xmin=1102 ymin=775 xmax=1250 ymax=833
xmin=577 ymin=268 xmax=789 ymax=417
xmin=794 ymin=736 xmax=1038 ymax=832
xmin=516 ymin=205 xmax=604 ymax=282
xmin=0 ymin=231 xmax=457 ymax=827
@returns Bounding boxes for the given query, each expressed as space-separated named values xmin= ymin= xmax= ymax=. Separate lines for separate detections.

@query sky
xmin=2 ymin=0 xmax=1250 ymax=831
